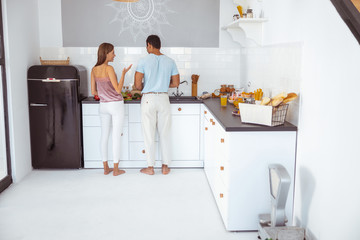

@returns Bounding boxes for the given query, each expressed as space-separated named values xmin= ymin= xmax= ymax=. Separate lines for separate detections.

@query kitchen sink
xmin=169 ymin=96 xmax=201 ymax=102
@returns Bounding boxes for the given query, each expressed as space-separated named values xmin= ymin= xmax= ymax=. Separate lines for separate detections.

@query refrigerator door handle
xmin=30 ymin=103 xmax=48 ymax=107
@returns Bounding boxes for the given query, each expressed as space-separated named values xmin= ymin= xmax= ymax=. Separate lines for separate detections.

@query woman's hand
xmin=122 ymin=64 xmax=132 ymax=75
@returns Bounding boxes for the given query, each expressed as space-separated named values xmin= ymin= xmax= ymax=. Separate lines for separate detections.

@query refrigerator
xmin=27 ymin=65 xmax=88 ymax=169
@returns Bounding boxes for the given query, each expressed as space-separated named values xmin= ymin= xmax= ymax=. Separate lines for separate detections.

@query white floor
xmin=0 ymin=168 xmax=258 ymax=240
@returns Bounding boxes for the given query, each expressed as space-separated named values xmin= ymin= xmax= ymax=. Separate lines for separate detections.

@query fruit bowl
xmin=228 ymin=99 xmax=234 ymax=104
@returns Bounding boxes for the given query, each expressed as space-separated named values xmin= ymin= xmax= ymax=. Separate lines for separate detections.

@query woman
xmin=91 ymin=43 xmax=132 ymax=176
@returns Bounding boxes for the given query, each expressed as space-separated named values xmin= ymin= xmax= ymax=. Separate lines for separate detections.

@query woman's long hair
xmin=95 ymin=43 xmax=114 ymax=67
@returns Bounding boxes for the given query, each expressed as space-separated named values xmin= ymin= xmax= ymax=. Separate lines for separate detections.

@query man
xmin=134 ymin=35 xmax=180 ymax=175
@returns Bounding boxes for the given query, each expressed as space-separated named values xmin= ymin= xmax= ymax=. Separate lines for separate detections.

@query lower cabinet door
xmin=83 ymin=126 xmax=128 ymax=163
xmin=170 ymin=115 xmax=200 ymax=160
xmin=129 ymin=141 xmax=159 ymax=161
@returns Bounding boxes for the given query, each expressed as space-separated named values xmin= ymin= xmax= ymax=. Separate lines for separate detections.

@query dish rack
xmin=239 ymin=103 xmax=289 ymax=126
xmin=40 ymin=57 xmax=70 ymax=65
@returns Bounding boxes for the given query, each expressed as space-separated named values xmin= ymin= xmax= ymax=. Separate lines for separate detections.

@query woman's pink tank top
xmin=95 ymin=77 xmax=123 ymax=102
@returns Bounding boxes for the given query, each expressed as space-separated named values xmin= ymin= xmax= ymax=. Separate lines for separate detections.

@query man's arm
xmin=169 ymin=74 xmax=180 ymax=88
xmin=134 ymin=71 xmax=144 ymax=90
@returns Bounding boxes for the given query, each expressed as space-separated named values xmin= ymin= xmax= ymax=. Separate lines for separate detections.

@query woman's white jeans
xmin=141 ymin=94 xmax=171 ymax=167
xmin=99 ymin=101 xmax=124 ymax=164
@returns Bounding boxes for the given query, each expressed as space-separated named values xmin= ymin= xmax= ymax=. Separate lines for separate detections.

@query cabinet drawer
xmin=83 ymin=116 xmax=100 ymax=126
xmin=171 ymin=104 xmax=200 ymax=115
xmin=216 ymin=157 xmax=230 ymax=188
xmin=82 ymin=103 xmax=128 ymax=116
xmin=82 ymin=104 xmax=99 ymax=115
xmin=83 ymin=116 xmax=128 ymax=127
xmin=129 ymin=142 xmax=159 ymax=160
xmin=213 ymin=175 xmax=229 ymax=226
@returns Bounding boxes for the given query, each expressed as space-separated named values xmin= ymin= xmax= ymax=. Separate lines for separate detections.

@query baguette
xmin=283 ymin=92 xmax=298 ymax=103
xmin=273 ymin=92 xmax=288 ymax=99
xmin=271 ymin=98 xmax=283 ymax=107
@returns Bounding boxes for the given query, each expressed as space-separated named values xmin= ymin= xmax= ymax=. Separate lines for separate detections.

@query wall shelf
xmin=222 ymin=18 xmax=268 ymax=46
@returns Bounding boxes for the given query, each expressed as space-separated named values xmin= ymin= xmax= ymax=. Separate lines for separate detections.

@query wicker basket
xmin=40 ymin=57 xmax=70 ymax=65
xmin=239 ymin=103 xmax=289 ymax=126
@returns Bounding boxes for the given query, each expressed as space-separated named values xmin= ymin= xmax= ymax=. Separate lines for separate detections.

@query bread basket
xmin=239 ymin=103 xmax=289 ymax=126
xmin=40 ymin=57 xmax=70 ymax=65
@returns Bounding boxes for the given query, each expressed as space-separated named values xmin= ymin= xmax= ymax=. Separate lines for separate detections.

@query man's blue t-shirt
xmin=136 ymin=54 xmax=179 ymax=93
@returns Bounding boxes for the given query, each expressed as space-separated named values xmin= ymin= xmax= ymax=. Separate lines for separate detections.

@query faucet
xmin=172 ymin=80 xmax=188 ymax=97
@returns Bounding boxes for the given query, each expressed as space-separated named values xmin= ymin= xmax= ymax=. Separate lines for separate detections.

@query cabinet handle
xmin=204 ymin=111 xmax=207 ymax=114
xmin=221 ymin=138 xmax=224 ymax=143
xmin=142 ymin=150 xmax=145 ymax=154
xmin=205 ymin=127 xmax=208 ymax=131
xmin=220 ymin=193 xmax=224 ymax=198
xmin=210 ymin=118 xmax=213 ymax=122
xmin=178 ymin=108 xmax=182 ymax=111
xmin=212 ymin=122 xmax=215 ymax=126
xmin=220 ymin=166 xmax=224 ymax=171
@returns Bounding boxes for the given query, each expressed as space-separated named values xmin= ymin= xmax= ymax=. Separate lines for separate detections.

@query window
xmin=0 ymin=0 xmax=13 ymax=193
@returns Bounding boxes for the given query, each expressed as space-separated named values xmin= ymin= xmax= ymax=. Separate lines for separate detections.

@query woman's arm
xmin=107 ymin=65 xmax=132 ymax=94
xmin=90 ymin=69 xmax=98 ymax=95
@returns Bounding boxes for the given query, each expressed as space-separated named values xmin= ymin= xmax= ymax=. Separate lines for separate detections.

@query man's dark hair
xmin=146 ymin=35 xmax=161 ymax=49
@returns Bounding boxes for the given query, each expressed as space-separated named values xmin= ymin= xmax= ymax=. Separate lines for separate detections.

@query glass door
xmin=0 ymin=0 xmax=12 ymax=193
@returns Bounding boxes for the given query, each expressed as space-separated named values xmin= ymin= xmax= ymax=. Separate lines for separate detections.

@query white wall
xmin=2 ymin=0 xmax=40 ymax=182
xmin=243 ymin=0 xmax=360 ymax=239
xmin=39 ymin=0 xmax=243 ymax=96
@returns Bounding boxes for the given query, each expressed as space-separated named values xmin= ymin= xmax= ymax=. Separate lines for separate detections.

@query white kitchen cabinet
xmin=127 ymin=103 xmax=202 ymax=167
xmin=202 ymin=105 xmax=296 ymax=231
xmin=169 ymin=104 xmax=201 ymax=165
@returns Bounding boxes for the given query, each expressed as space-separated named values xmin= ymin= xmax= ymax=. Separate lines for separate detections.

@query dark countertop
xmin=202 ymin=98 xmax=297 ymax=132
xmin=82 ymin=97 xmax=297 ymax=132
xmin=82 ymin=96 xmax=202 ymax=104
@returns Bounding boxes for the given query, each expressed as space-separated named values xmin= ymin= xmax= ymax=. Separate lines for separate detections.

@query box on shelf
xmin=239 ymin=103 xmax=289 ymax=126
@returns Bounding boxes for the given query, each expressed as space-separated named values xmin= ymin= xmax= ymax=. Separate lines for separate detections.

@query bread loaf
xmin=283 ymin=92 xmax=298 ymax=103
xmin=260 ymin=97 xmax=271 ymax=105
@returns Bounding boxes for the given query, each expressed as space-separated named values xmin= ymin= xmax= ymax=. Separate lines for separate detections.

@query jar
xmin=228 ymin=85 xmax=235 ymax=92
xmin=220 ymin=84 xmax=227 ymax=92
xmin=246 ymin=9 xmax=253 ymax=18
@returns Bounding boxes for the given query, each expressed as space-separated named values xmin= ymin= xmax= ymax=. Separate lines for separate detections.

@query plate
xmin=232 ymin=110 xmax=240 ymax=116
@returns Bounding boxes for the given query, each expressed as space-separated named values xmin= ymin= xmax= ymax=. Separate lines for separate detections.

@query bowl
xmin=228 ymin=99 xmax=234 ymax=104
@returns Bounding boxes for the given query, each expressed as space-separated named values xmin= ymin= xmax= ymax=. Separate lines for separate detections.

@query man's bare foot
xmin=162 ymin=164 xmax=170 ymax=175
xmin=113 ymin=169 xmax=125 ymax=176
xmin=140 ymin=167 xmax=155 ymax=175
xmin=104 ymin=168 xmax=113 ymax=175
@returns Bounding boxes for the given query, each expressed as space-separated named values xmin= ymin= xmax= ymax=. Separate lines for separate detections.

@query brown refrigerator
xmin=27 ymin=65 xmax=88 ymax=168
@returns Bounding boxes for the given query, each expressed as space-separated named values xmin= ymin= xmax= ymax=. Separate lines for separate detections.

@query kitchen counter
xmin=82 ymin=96 xmax=203 ymax=104
xmin=82 ymin=97 xmax=297 ymax=132
xmin=202 ymin=98 xmax=297 ymax=132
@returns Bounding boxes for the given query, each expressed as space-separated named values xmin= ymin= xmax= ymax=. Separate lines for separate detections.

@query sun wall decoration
xmin=108 ymin=0 xmax=174 ymax=42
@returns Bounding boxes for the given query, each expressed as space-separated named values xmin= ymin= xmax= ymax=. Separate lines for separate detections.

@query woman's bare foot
xmin=113 ymin=169 xmax=125 ymax=176
xmin=162 ymin=164 xmax=170 ymax=175
xmin=140 ymin=167 xmax=155 ymax=175
xmin=103 ymin=162 xmax=113 ymax=175
xmin=113 ymin=163 xmax=125 ymax=176
xmin=104 ymin=168 xmax=113 ymax=175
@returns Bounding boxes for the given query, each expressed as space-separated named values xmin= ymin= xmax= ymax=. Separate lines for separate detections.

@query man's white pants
xmin=141 ymin=93 xmax=171 ymax=167
xmin=99 ymin=101 xmax=124 ymax=164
